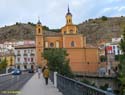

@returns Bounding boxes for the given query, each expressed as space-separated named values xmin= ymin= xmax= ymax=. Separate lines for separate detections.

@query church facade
xmin=35 ymin=8 xmax=99 ymax=74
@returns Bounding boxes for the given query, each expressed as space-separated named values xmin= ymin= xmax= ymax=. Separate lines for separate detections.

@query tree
xmin=28 ymin=22 xmax=35 ymax=26
xmin=49 ymin=29 xmax=61 ymax=32
xmin=43 ymin=26 xmax=49 ymax=31
xmin=118 ymin=28 xmax=125 ymax=95
xmin=100 ymin=55 xmax=107 ymax=62
xmin=42 ymin=48 xmax=74 ymax=78
xmin=0 ymin=58 xmax=7 ymax=73
xmin=119 ymin=29 xmax=125 ymax=55
xmin=101 ymin=16 xmax=108 ymax=21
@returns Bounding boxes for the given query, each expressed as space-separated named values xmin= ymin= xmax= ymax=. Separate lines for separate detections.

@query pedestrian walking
xmin=42 ymin=66 xmax=45 ymax=73
xmin=43 ymin=66 xmax=49 ymax=85
xmin=37 ymin=67 xmax=41 ymax=79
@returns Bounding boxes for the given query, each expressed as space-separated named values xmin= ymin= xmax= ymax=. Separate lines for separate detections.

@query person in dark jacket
xmin=43 ymin=66 xmax=49 ymax=85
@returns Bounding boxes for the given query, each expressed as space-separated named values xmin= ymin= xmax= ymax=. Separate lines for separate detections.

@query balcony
xmin=17 ymin=54 xmax=21 ymax=56
xmin=30 ymin=53 xmax=35 ymax=56
xmin=23 ymin=53 xmax=28 ymax=56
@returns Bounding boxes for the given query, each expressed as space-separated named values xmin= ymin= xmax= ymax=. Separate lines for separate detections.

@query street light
xmin=117 ymin=46 xmax=120 ymax=62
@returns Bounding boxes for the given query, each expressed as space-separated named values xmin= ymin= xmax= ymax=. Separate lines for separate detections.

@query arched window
xmin=50 ymin=42 xmax=54 ymax=48
xmin=70 ymin=29 xmax=73 ymax=34
xmin=38 ymin=28 xmax=41 ymax=33
xmin=71 ymin=41 xmax=75 ymax=47
xmin=64 ymin=31 xmax=66 ymax=34
xmin=69 ymin=19 xmax=71 ymax=23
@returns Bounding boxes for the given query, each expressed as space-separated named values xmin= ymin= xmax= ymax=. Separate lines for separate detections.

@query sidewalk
xmin=17 ymin=73 xmax=63 ymax=95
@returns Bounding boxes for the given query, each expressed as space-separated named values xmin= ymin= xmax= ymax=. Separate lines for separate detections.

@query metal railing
xmin=57 ymin=74 xmax=115 ymax=95
xmin=49 ymin=71 xmax=54 ymax=83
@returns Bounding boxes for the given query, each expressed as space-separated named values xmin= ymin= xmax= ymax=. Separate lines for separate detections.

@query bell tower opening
xmin=66 ymin=5 xmax=72 ymax=25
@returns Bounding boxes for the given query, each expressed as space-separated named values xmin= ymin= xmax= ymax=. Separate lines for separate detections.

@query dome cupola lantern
xmin=65 ymin=5 xmax=73 ymax=25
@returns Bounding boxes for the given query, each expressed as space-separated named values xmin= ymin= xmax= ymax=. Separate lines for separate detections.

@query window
xmin=24 ymin=58 xmax=27 ymax=62
xmin=69 ymin=19 xmax=70 ymax=23
xmin=28 ymin=58 xmax=30 ymax=62
xmin=70 ymin=30 xmax=73 ymax=34
xmin=45 ymin=42 xmax=48 ymax=48
xmin=64 ymin=31 xmax=66 ymax=34
xmin=39 ymin=42 xmax=41 ymax=44
xmin=24 ymin=65 xmax=27 ymax=69
xmin=71 ymin=41 xmax=75 ymax=47
xmin=24 ymin=50 xmax=27 ymax=53
xmin=50 ymin=42 xmax=54 ymax=48
xmin=31 ymin=50 xmax=33 ymax=53
xmin=17 ymin=50 xmax=20 ymax=54
xmin=31 ymin=58 xmax=33 ymax=62
xmin=17 ymin=65 xmax=20 ymax=69
xmin=28 ymin=49 xmax=30 ymax=53
xmin=31 ymin=65 xmax=34 ymax=69
xmin=38 ymin=28 xmax=41 ymax=33
xmin=17 ymin=58 xmax=20 ymax=62
xmin=56 ymin=41 xmax=59 ymax=48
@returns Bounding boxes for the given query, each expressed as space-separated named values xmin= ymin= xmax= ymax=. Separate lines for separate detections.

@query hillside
xmin=78 ymin=16 xmax=125 ymax=44
xmin=0 ymin=23 xmax=35 ymax=42
xmin=0 ymin=16 xmax=125 ymax=43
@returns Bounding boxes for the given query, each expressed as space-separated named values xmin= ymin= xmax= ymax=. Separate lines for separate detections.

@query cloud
xmin=103 ymin=6 xmax=125 ymax=12
xmin=0 ymin=0 xmax=125 ymax=28
xmin=118 ymin=6 xmax=125 ymax=11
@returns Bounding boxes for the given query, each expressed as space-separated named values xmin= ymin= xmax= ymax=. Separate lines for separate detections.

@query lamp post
xmin=104 ymin=44 xmax=109 ymax=76
xmin=117 ymin=46 xmax=120 ymax=62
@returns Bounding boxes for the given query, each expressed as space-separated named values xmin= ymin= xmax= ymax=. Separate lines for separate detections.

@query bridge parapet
xmin=0 ymin=72 xmax=33 ymax=91
xmin=50 ymin=72 xmax=115 ymax=95
xmin=0 ymin=73 xmax=12 ymax=85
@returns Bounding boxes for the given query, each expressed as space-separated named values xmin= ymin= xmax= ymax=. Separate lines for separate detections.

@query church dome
xmin=66 ymin=12 xmax=72 ymax=16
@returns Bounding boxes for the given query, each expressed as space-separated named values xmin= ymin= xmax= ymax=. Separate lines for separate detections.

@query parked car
xmin=107 ymin=88 xmax=114 ymax=94
xmin=28 ymin=69 xmax=34 ymax=73
xmin=11 ymin=69 xmax=22 ymax=75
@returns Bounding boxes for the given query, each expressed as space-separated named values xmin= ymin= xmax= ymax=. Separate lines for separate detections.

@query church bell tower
xmin=66 ymin=6 xmax=73 ymax=25
xmin=35 ymin=19 xmax=44 ymax=67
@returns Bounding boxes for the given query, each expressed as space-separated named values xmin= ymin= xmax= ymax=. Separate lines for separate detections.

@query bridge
xmin=0 ymin=72 xmax=115 ymax=95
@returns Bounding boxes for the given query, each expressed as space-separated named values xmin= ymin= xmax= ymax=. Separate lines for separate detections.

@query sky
xmin=0 ymin=0 xmax=125 ymax=29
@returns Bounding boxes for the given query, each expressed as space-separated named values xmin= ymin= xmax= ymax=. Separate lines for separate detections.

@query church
xmin=35 ymin=7 xmax=99 ymax=74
